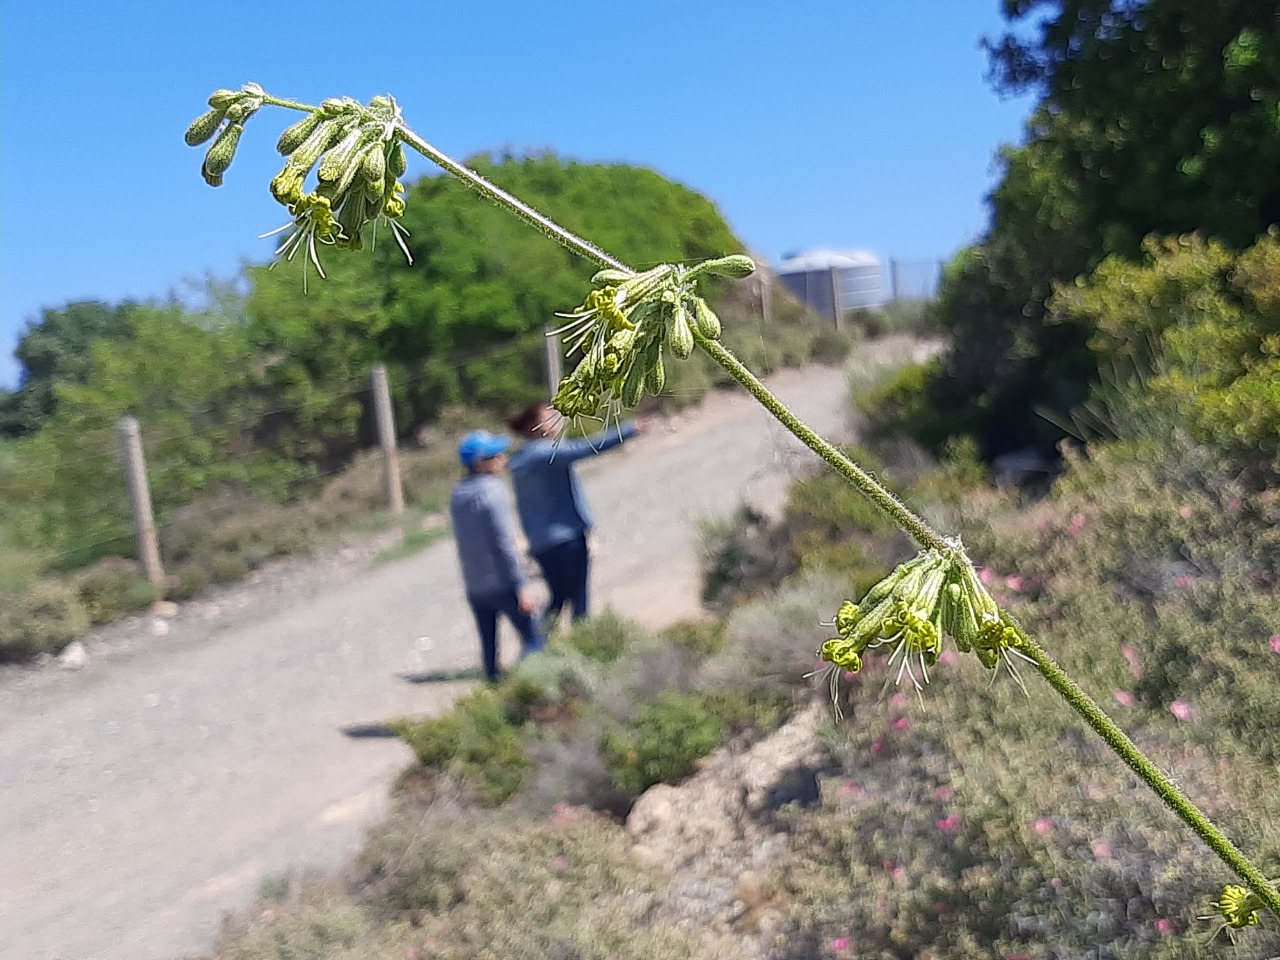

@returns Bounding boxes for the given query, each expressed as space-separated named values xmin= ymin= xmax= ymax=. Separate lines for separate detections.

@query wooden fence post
xmin=371 ymin=364 xmax=405 ymax=514
xmin=543 ymin=327 xmax=563 ymax=396
xmin=829 ymin=266 xmax=844 ymax=330
xmin=118 ymin=417 xmax=166 ymax=600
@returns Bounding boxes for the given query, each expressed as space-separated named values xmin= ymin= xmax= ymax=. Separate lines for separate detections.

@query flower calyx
xmin=549 ymin=255 xmax=755 ymax=423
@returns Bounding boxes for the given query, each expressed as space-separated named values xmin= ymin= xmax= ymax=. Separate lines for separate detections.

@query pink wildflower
xmin=870 ymin=738 xmax=885 ymax=755
xmin=978 ymin=566 xmax=996 ymax=585
xmin=1091 ymin=838 xmax=1114 ymax=859
xmin=938 ymin=648 xmax=960 ymax=666
xmin=1169 ymin=699 xmax=1196 ymax=722
xmin=1269 ymin=634 xmax=1280 ymax=654
xmin=937 ymin=814 xmax=961 ymax=833
xmin=551 ymin=854 xmax=569 ymax=872
xmin=1155 ymin=918 xmax=1175 ymax=935
xmin=838 ymin=779 xmax=863 ymax=799
xmin=1179 ymin=504 xmax=1194 ymax=519
xmin=1120 ymin=643 xmax=1142 ymax=679
xmin=1066 ymin=512 xmax=1087 ymax=536
xmin=842 ymin=670 xmax=857 ymax=681
xmin=933 ymin=785 xmax=955 ymax=803
xmin=1004 ymin=574 xmax=1024 ymax=591
xmin=830 ymin=937 xmax=852 ymax=953
xmin=1111 ymin=689 xmax=1135 ymax=708
xmin=1228 ymin=497 xmax=1243 ymax=513
xmin=1032 ymin=817 xmax=1055 ymax=836
xmin=888 ymin=691 xmax=908 ymax=711
xmin=891 ymin=716 xmax=911 ymax=732
xmin=1173 ymin=574 xmax=1194 ymax=590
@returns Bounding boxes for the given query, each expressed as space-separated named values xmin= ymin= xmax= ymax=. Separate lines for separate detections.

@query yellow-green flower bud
xmin=184 ymin=108 xmax=225 ymax=147
xmin=207 ymin=89 xmax=240 ymax=110
xmin=383 ymin=195 xmax=406 ymax=219
xmin=288 ymin=118 xmax=344 ymax=174
xmin=692 ymin=254 xmax=756 ymax=279
xmin=270 ymin=165 xmax=306 ymax=207
xmin=276 ymin=112 xmax=325 ymax=156
xmin=201 ymin=121 xmax=243 ymax=183
xmin=644 ymin=354 xmax=666 ymax=394
xmin=363 ymin=145 xmax=386 ymax=186
xmin=386 ymin=142 xmax=407 ymax=178
xmin=691 ymin=297 xmax=721 ymax=339
xmin=318 ymin=125 xmax=364 ymax=182
xmin=666 ymin=305 xmax=694 ymax=359
xmin=321 ymin=98 xmax=349 ymax=117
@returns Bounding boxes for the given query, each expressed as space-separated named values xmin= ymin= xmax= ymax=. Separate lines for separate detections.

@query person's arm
xmin=549 ymin=421 xmax=639 ymax=464
xmin=480 ymin=481 xmax=528 ymax=590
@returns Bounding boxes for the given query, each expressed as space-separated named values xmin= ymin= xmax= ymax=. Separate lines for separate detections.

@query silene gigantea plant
xmin=186 ymin=82 xmax=1280 ymax=940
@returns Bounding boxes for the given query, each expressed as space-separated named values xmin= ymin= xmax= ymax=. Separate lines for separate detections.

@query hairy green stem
xmin=1010 ymin=619 xmax=1280 ymax=918
xmin=395 ymin=124 xmax=628 ymax=274
xmin=694 ymin=331 xmax=948 ymax=552
xmin=292 ymin=109 xmax=1276 ymax=920
xmin=259 ymin=93 xmax=317 ymax=113
xmin=694 ymin=327 xmax=1279 ymax=919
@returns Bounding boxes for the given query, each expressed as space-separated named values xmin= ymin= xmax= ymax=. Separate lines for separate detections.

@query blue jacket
xmin=508 ymin=422 xmax=638 ymax=554
xmin=449 ymin=472 xmax=527 ymax=598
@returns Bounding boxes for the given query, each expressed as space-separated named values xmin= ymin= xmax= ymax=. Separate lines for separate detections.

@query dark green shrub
xmin=391 ymin=688 xmax=531 ymax=805
xmin=74 ymin=557 xmax=154 ymax=624
xmin=0 ymin=579 xmax=89 ymax=660
xmin=559 ymin=610 xmax=646 ymax=663
xmin=808 ymin=326 xmax=856 ymax=365
xmin=600 ymin=690 xmax=726 ymax=795
xmin=659 ymin=618 xmax=727 ymax=660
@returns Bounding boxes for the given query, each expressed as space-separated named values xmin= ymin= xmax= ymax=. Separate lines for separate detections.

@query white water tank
xmin=776 ymin=248 xmax=885 ymax=321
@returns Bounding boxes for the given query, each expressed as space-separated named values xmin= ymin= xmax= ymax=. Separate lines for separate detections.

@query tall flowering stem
xmin=697 ymin=327 xmax=1280 ymax=921
xmin=185 ymin=84 xmax=1279 ymax=927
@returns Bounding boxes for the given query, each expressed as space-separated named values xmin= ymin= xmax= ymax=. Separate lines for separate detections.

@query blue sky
xmin=0 ymin=1 xmax=1034 ymax=389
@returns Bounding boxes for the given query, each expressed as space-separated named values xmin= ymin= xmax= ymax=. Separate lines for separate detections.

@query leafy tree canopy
xmin=247 ymin=152 xmax=744 ymax=425
xmin=912 ymin=0 xmax=1280 ymax=460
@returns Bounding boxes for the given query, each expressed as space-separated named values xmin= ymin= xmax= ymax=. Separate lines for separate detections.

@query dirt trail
xmin=0 ymin=349 xmax=909 ymax=960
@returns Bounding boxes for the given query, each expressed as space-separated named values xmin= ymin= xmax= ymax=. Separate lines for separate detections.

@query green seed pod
xmin=184 ymin=108 xmax=225 ymax=147
xmin=386 ymin=142 xmax=407 ymax=178
xmin=202 ymin=120 xmax=244 ymax=181
xmin=691 ymin=297 xmax=721 ymax=339
xmin=321 ymin=98 xmax=349 ymax=117
xmin=666 ymin=305 xmax=694 ymax=359
xmin=207 ymin=89 xmax=240 ymax=110
xmin=644 ymin=354 xmax=666 ymax=394
xmin=276 ymin=112 xmax=325 ymax=156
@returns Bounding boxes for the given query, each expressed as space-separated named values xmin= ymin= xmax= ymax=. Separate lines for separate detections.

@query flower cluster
xmin=1210 ymin=882 xmax=1274 ymax=930
xmin=186 ymin=88 xmax=411 ymax=278
xmin=819 ymin=542 xmax=1031 ymax=697
xmin=549 ymin=255 xmax=755 ymax=423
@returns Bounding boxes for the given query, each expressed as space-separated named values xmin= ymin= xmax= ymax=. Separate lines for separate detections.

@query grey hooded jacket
xmin=448 ymin=472 xmax=528 ymax=599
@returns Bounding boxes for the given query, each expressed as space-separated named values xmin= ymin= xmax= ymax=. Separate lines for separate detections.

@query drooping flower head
xmin=549 ymin=255 xmax=754 ymax=426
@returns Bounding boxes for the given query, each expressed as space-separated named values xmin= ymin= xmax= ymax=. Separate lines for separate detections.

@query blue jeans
xmin=466 ymin=590 xmax=545 ymax=680
xmin=533 ymin=534 xmax=590 ymax=627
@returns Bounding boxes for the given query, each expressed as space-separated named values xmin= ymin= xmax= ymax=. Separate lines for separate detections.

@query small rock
xmin=626 ymin=783 xmax=678 ymax=839
xmin=150 ymin=600 xmax=180 ymax=618
xmin=58 ymin=641 xmax=87 ymax=669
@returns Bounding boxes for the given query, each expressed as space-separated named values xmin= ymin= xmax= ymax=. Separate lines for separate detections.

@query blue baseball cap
xmin=458 ymin=430 xmax=510 ymax=469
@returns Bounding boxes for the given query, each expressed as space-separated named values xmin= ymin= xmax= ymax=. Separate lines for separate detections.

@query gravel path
xmin=0 ymin=357 xmax=877 ymax=960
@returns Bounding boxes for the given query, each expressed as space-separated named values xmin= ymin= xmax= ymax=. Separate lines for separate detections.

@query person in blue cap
xmin=449 ymin=429 xmax=544 ymax=680
xmin=506 ymin=401 xmax=649 ymax=630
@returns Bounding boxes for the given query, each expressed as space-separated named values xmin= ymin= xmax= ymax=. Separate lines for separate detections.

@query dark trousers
xmin=533 ymin=535 xmax=590 ymax=627
xmin=466 ymin=590 xmax=545 ymax=680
